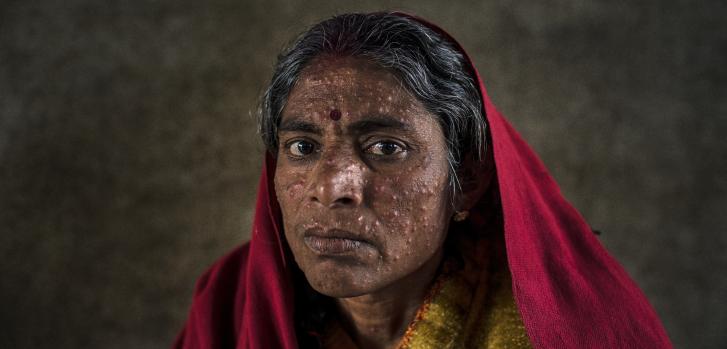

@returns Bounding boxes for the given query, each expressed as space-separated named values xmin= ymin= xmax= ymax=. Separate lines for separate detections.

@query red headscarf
xmin=173 ymin=13 xmax=672 ymax=349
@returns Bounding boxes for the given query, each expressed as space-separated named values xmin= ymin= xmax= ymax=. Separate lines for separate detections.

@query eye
xmin=287 ymin=140 xmax=317 ymax=157
xmin=366 ymin=141 xmax=405 ymax=156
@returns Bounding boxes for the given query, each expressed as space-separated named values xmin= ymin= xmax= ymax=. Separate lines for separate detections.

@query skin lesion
xmin=274 ymin=56 xmax=456 ymax=349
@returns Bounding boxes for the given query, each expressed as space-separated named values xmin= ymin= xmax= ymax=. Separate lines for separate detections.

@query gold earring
xmin=453 ymin=210 xmax=469 ymax=222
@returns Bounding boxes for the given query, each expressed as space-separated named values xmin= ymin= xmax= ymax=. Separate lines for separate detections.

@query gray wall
xmin=1 ymin=0 xmax=724 ymax=348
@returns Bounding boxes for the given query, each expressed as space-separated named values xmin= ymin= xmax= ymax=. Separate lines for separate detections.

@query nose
xmin=308 ymin=153 xmax=365 ymax=208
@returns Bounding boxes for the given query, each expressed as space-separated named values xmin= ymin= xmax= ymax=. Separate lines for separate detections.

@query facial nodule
xmin=274 ymin=56 xmax=453 ymax=298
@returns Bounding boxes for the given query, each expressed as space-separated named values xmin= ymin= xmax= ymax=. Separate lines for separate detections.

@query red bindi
xmin=329 ymin=109 xmax=342 ymax=121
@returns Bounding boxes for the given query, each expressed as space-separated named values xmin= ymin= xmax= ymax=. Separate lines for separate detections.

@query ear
xmin=455 ymin=147 xmax=495 ymax=212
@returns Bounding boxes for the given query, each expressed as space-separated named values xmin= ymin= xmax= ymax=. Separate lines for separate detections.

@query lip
xmin=303 ymin=228 xmax=375 ymax=255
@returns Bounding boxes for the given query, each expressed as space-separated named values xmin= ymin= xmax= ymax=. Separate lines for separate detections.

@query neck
xmin=334 ymin=249 xmax=444 ymax=349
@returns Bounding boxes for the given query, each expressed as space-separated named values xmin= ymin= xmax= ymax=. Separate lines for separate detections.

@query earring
xmin=453 ymin=210 xmax=469 ymax=222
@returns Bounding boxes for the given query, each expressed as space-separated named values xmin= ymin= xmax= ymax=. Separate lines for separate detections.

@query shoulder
xmin=174 ymin=242 xmax=252 ymax=349
xmin=191 ymin=243 xmax=251 ymax=298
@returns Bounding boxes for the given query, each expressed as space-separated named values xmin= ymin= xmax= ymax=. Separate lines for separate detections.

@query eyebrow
xmin=347 ymin=114 xmax=413 ymax=134
xmin=278 ymin=119 xmax=323 ymax=135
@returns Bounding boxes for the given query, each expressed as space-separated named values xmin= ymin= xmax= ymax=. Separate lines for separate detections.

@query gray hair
xmin=259 ymin=12 xmax=486 ymax=197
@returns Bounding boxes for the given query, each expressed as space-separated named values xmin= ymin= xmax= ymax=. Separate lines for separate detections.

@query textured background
xmin=1 ymin=0 xmax=725 ymax=348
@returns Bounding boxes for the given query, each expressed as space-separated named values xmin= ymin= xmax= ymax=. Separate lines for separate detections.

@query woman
xmin=174 ymin=12 xmax=671 ymax=348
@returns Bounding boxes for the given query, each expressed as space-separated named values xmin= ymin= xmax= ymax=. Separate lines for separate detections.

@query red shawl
xmin=173 ymin=13 xmax=672 ymax=349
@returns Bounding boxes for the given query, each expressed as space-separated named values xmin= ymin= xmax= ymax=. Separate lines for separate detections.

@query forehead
xmin=281 ymin=56 xmax=430 ymax=124
xmin=294 ymin=56 xmax=402 ymax=96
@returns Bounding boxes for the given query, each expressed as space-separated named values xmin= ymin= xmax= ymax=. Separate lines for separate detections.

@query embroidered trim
xmin=396 ymin=271 xmax=450 ymax=349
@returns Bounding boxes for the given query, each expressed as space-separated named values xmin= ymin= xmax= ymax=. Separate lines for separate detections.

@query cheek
xmin=274 ymin=166 xmax=306 ymax=204
xmin=274 ymin=169 xmax=311 ymax=239
xmin=373 ymin=158 xmax=451 ymax=257
xmin=283 ymin=180 xmax=305 ymax=202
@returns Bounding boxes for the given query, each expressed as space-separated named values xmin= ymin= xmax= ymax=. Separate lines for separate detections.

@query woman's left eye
xmin=366 ymin=141 xmax=405 ymax=156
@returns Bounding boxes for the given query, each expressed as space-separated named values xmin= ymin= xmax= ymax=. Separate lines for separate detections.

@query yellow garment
xmin=323 ymin=234 xmax=532 ymax=349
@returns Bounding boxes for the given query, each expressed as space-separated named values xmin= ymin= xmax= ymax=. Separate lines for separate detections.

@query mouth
xmin=303 ymin=228 xmax=376 ymax=256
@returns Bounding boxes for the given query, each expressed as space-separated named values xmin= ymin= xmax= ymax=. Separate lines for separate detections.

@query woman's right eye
xmin=288 ymin=140 xmax=316 ymax=157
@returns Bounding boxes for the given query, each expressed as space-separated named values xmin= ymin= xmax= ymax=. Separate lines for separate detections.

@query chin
xmin=311 ymin=284 xmax=365 ymax=298
xmin=303 ymin=264 xmax=382 ymax=298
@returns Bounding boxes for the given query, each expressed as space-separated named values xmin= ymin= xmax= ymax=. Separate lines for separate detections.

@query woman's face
xmin=274 ymin=56 xmax=453 ymax=298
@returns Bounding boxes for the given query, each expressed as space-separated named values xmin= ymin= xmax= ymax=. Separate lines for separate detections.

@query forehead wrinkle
xmin=285 ymin=87 xmax=336 ymax=108
xmin=282 ymin=57 xmax=434 ymax=137
xmin=297 ymin=60 xmax=402 ymax=96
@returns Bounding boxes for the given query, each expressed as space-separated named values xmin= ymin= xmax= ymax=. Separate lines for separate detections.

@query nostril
xmin=333 ymin=197 xmax=355 ymax=206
